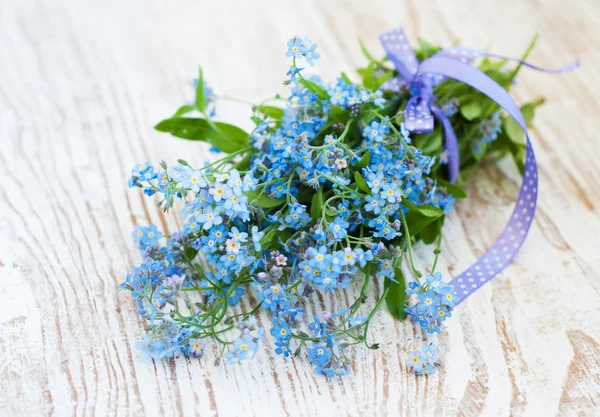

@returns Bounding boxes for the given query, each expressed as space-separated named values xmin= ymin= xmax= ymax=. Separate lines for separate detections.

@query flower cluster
xmin=407 ymin=342 xmax=438 ymax=375
xmin=405 ymin=272 xmax=459 ymax=335
xmin=286 ymin=36 xmax=320 ymax=66
xmin=121 ymin=32 xmax=539 ymax=377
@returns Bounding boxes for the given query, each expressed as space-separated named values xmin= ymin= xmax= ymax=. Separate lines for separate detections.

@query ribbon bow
xmin=379 ymin=27 xmax=578 ymax=185
xmin=379 ymin=27 xmax=578 ymax=303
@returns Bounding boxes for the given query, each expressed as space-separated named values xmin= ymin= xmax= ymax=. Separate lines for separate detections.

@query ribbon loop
xmin=379 ymin=27 xmax=577 ymax=303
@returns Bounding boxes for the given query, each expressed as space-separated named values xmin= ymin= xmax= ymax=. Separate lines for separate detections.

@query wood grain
xmin=1 ymin=0 xmax=599 ymax=416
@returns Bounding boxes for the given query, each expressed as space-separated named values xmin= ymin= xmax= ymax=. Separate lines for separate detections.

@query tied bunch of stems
xmin=121 ymin=34 xmax=540 ymax=376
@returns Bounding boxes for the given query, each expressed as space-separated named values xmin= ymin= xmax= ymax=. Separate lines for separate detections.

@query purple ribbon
xmin=379 ymin=28 xmax=577 ymax=303
xmin=379 ymin=28 xmax=578 ymax=185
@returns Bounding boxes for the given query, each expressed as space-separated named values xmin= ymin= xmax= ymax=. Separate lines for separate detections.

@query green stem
xmin=398 ymin=209 xmax=420 ymax=277
xmin=431 ymin=227 xmax=443 ymax=274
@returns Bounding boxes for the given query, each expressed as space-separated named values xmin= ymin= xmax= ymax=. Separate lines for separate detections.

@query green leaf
xmin=260 ymin=227 xmax=278 ymax=246
xmin=353 ymin=151 xmax=371 ymax=169
xmin=299 ymin=79 xmax=329 ymax=100
xmin=260 ymin=227 xmax=293 ymax=251
xmin=374 ymin=71 xmax=394 ymax=89
xmin=354 ymin=172 xmax=370 ymax=194
xmin=460 ymin=100 xmax=483 ymax=121
xmin=155 ymin=117 xmax=249 ymax=153
xmin=479 ymin=58 xmax=509 ymax=73
xmin=173 ymin=105 xmax=196 ymax=118
xmin=435 ymin=178 xmax=467 ymax=199
xmin=419 ymin=128 xmax=443 ymax=154
xmin=359 ymin=62 xmax=376 ymax=90
xmin=520 ymin=98 xmax=545 ymax=125
xmin=195 ymin=66 xmax=207 ymax=112
xmin=310 ymin=189 xmax=324 ymax=219
xmin=403 ymin=201 xmax=444 ymax=236
xmin=256 ymin=105 xmax=284 ymax=120
xmin=245 ymin=190 xmax=285 ymax=209
xmin=419 ymin=218 xmax=441 ymax=245
xmin=330 ymin=106 xmax=348 ymax=123
xmin=234 ymin=152 xmax=254 ymax=171
xmin=503 ymin=116 xmax=525 ymax=145
xmin=503 ymin=99 xmax=544 ymax=144
xmin=183 ymin=246 xmax=198 ymax=261
xmin=415 ymin=38 xmax=442 ymax=60
xmin=384 ymin=267 xmax=408 ymax=320
xmin=359 ymin=38 xmax=377 ymax=63
xmin=340 ymin=72 xmax=352 ymax=85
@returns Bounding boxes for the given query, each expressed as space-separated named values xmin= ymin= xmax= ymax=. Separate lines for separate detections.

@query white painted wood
xmin=1 ymin=0 xmax=599 ymax=416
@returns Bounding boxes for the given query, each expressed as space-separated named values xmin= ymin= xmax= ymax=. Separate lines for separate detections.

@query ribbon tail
xmin=416 ymin=56 xmax=537 ymax=304
xmin=404 ymin=96 xmax=434 ymax=133
xmin=434 ymin=47 xmax=579 ymax=84
xmin=431 ymin=106 xmax=460 ymax=184
xmin=482 ymin=52 xmax=579 ymax=74
xmin=379 ymin=27 xmax=419 ymax=81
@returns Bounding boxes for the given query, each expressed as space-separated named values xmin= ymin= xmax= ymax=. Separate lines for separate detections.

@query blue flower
xmin=286 ymin=37 xmax=305 ymax=58
xmin=353 ymin=248 xmax=374 ymax=267
xmin=287 ymin=66 xmax=303 ymax=81
xmin=136 ymin=334 xmax=179 ymax=361
xmin=479 ymin=111 xmax=502 ymax=143
xmin=364 ymin=194 xmax=384 ymax=214
xmin=251 ymin=226 xmax=264 ymax=252
xmin=439 ymin=149 xmax=449 ymax=164
xmin=363 ymin=120 xmax=389 ymax=142
xmin=348 ymin=315 xmax=367 ymax=326
xmin=181 ymin=169 xmax=208 ymax=192
xmin=224 ymin=336 xmax=258 ymax=364
xmin=197 ymin=207 xmax=223 ymax=230
xmin=327 ymin=217 xmax=349 ymax=241
xmin=304 ymin=42 xmax=320 ymax=66
xmin=440 ymin=98 xmax=459 ymax=117
xmin=275 ymin=341 xmax=291 ymax=357
xmin=407 ymin=343 xmax=438 ymax=375
xmin=365 ymin=170 xmax=384 ymax=193
xmin=307 ymin=343 xmax=332 ymax=367
xmin=270 ymin=319 xmax=292 ymax=341
xmin=189 ymin=339 xmax=206 ymax=356
xmin=132 ymin=224 xmax=162 ymax=249
xmin=440 ymin=286 xmax=458 ymax=308
xmin=318 ymin=365 xmax=347 ymax=377
xmin=426 ymin=272 xmax=444 ymax=293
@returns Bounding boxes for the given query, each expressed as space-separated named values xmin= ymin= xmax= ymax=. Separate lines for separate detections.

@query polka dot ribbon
xmin=379 ymin=28 xmax=577 ymax=303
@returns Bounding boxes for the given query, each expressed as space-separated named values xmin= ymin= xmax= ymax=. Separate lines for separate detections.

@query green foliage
xmin=310 ymin=190 xmax=324 ymax=219
xmin=436 ymin=178 xmax=467 ymax=199
xmin=245 ymin=190 xmax=286 ymax=208
xmin=299 ymin=79 xmax=329 ymax=100
xmin=353 ymin=151 xmax=371 ymax=169
xmin=195 ymin=66 xmax=207 ymax=112
xmin=353 ymin=172 xmax=371 ymax=194
xmin=340 ymin=72 xmax=352 ymax=85
xmin=172 ymin=105 xmax=196 ymax=118
xmin=419 ymin=217 xmax=442 ymax=245
xmin=460 ymin=100 xmax=483 ymax=121
xmin=154 ymin=117 xmax=249 ymax=153
xmin=402 ymin=200 xmax=445 ymax=237
xmin=256 ymin=105 xmax=285 ymax=120
xmin=414 ymin=38 xmax=442 ymax=61
xmin=384 ymin=267 xmax=408 ymax=320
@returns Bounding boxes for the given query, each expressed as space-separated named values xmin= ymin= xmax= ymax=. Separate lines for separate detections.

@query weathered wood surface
xmin=1 ymin=0 xmax=599 ymax=416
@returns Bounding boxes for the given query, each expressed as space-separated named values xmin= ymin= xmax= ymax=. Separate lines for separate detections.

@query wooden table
xmin=2 ymin=0 xmax=599 ymax=415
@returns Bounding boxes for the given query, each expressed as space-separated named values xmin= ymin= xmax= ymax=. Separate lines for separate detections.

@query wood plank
xmin=1 ymin=0 xmax=599 ymax=416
